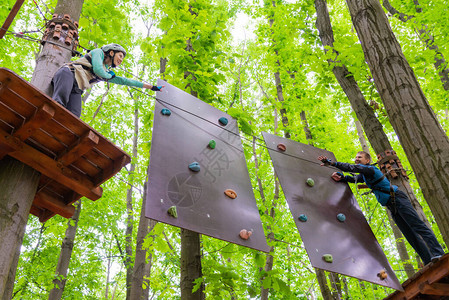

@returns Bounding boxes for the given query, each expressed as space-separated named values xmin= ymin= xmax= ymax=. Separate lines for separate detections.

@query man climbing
xmin=318 ymin=151 xmax=445 ymax=265
xmin=51 ymin=43 xmax=163 ymax=117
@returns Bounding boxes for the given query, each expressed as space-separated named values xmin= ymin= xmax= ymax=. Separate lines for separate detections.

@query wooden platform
xmin=0 ymin=68 xmax=130 ymax=222
xmin=384 ymin=254 xmax=449 ymax=299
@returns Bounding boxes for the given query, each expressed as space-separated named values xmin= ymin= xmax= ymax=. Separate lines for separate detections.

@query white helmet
xmin=101 ymin=43 xmax=126 ymax=57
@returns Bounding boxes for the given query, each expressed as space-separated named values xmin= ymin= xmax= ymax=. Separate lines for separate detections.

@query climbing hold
xmin=377 ymin=270 xmax=388 ymax=280
xmin=336 ymin=213 xmax=346 ymax=222
xmin=239 ymin=229 xmax=253 ymax=240
xmin=161 ymin=108 xmax=171 ymax=116
xmin=167 ymin=206 xmax=178 ymax=218
xmin=208 ymin=139 xmax=216 ymax=149
xmin=306 ymin=178 xmax=315 ymax=187
xmin=188 ymin=162 xmax=200 ymax=172
xmin=224 ymin=189 xmax=237 ymax=199
xmin=298 ymin=214 xmax=308 ymax=222
xmin=322 ymin=254 xmax=333 ymax=263
xmin=218 ymin=117 xmax=228 ymax=126
xmin=277 ymin=143 xmax=286 ymax=151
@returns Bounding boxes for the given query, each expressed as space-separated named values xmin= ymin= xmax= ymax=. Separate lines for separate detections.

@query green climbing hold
xmin=167 ymin=206 xmax=177 ymax=218
xmin=322 ymin=254 xmax=333 ymax=263
xmin=306 ymin=178 xmax=315 ymax=187
xmin=298 ymin=214 xmax=308 ymax=222
xmin=337 ymin=213 xmax=346 ymax=222
xmin=161 ymin=108 xmax=171 ymax=116
xmin=208 ymin=140 xmax=216 ymax=149
xmin=219 ymin=117 xmax=228 ymax=126
xmin=188 ymin=162 xmax=200 ymax=172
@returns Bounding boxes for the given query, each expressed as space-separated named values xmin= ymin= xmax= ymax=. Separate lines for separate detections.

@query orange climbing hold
xmin=224 ymin=189 xmax=237 ymax=199
xmin=239 ymin=229 xmax=252 ymax=240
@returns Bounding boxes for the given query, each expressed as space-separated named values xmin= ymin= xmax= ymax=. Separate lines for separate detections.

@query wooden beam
xmin=58 ymin=130 xmax=99 ymax=166
xmin=0 ymin=0 xmax=26 ymax=39
xmin=13 ymin=103 xmax=56 ymax=141
xmin=38 ymin=191 xmax=83 ymax=222
xmin=0 ymin=127 xmax=102 ymax=200
xmin=419 ymin=281 xmax=449 ymax=296
xmin=0 ymin=141 xmax=15 ymax=160
xmin=34 ymin=190 xmax=75 ymax=219
xmin=93 ymin=154 xmax=129 ymax=186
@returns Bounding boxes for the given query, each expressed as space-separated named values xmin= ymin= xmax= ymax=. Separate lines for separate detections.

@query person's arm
xmin=108 ymin=76 xmax=164 ymax=90
xmin=331 ymin=172 xmax=363 ymax=184
xmin=90 ymin=49 xmax=112 ymax=79
xmin=317 ymin=155 xmax=374 ymax=176
xmin=333 ymin=161 xmax=375 ymax=177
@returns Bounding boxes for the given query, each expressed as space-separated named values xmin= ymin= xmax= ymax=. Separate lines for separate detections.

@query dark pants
xmin=51 ymin=67 xmax=83 ymax=117
xmin=387 ymin=190 xmax=445 ymax=264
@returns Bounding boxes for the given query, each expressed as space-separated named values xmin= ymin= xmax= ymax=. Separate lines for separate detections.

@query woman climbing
xmin=51 ymin=43 xmax=163 ymax=117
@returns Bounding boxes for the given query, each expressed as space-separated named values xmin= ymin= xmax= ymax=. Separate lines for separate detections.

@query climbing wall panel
xmin=146 ymin=80 xmax=269 ymax=252
xmin=262 ymin=132 xmax=403 ymax=291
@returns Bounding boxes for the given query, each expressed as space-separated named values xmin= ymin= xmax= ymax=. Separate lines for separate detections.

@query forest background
xmin=0 ymin=0 xmax=448 ymax=299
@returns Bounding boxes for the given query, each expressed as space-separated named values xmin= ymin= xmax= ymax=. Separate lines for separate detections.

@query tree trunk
xmin=355 ymin=120 xmax=370 ymax=153
xmin=315 ymin=268 xmax=333 ymax=300
xmin=180 ymin=229 xmax=204 ymax=300
xmin=130 ymin=179 xmax=157 ymax=299
xmin=0 ymin=1 xmax=84 ymax=297
xmin=30 ymin=1 xmax=83 ymax=96
xmin=124 ymin=98 xmax=139 ymax=299
xmin=382 ymin=0 xmax=449 ymax=91
xmin=48 ymin=201 xmax=82 ymax=300
xmin=345 ymin=0 xmax=449 ymax=246
xmin=0 ymin=157 xmax=40 ymax=299
xmin=314 ymin=0 xmax=438 ymax=273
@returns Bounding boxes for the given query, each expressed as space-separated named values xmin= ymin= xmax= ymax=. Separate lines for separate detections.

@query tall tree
xmin=48 ymin=201 xmax=82 ymax=299
xmin=0 ymin=1 xmax=83 ymax=298
xmin=344 ymin=0 xmax=449 ymax=246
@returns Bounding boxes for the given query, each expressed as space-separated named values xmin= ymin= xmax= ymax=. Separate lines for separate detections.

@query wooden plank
xmin=39 ymin=191 xmax=82 ymax=222
xmin=83 ymin=148 xmax=111 ymax=170
xmin=0 ymin=68 xmax=130 ymax=162
xmin=0 ymin=127 xmax=102 ymax=200
xmin=94 ymin=155 xmax=129 ymax=186
xmin=34 ymin=190 xmax=75 ymax=219
xmin=40 ymin=118 xmax=79 ymax=147
xmin=27 ymin=130 xmax=64 ymax=157
xmin=29 ymin=205 xmax=44 ymax=218
xmin=1 ymin=88 xmax=36 ymax=117
xmin=71 ymin=158 xmax=102 ymax=178
xmin=58 ymin=130 xmax=99 ymax=166
xmin=14 ymin=103 xmax=56 ymax=140
xmin=0 ymin=101 xmax=24 ymax=129
xmin=384 ymin=255 xmax=449 ymax=299
xmin=0 ymin=0 xmax=26 ymax=39
xmin=419 ymin=281 xmax=449 ymax=296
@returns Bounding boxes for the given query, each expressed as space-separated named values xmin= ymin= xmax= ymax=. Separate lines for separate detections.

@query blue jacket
xmin=333 ymin=162 xmax=398 ymax=206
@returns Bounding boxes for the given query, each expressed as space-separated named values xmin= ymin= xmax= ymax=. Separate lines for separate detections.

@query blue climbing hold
xmin=337 ymin=213 xmax=346 ymax=222
xmin=161 ymin=108 xmax=171 ymax=116
xmin=298 ymin=214 xmax=308 ymax=222
xmin=219 ymin=117 xmax=228 ymax=126
xmin=188 ymin=162 xmax=200 ymax=172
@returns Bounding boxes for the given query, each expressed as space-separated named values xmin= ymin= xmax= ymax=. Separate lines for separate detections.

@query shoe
xmin=431 ymin=255 xmax=442 ymax=263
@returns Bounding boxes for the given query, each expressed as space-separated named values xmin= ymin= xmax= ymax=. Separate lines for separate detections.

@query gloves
xmin=320 ymin=158 xmax=333 ymax=166
xmin=151 ymin=85 xmax=163 ymax=91
xmin=108 ymin=70 xmax=116 ymax=79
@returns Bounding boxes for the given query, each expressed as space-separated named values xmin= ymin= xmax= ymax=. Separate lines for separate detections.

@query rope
xmin=5 ymin=28 xmax=85 ymax=56
xmin=32 ymin=0 xmax=48 ymax=21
